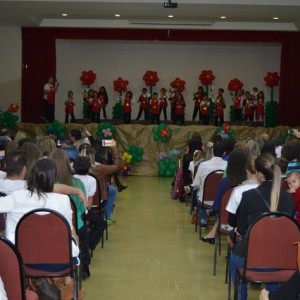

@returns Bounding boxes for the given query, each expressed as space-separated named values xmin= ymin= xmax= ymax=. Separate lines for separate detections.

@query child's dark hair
xmin=153 ymin=92 xmax=158 ymax=96
xmin=73 ymin=156 xmax=91 ymax=175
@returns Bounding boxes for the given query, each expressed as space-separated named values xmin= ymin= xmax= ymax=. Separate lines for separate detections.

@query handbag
xmin=30 ymin=277 xmax=61 ymax=300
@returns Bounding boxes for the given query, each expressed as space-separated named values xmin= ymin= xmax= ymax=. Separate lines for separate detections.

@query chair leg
xmin=213 ymin=234 xmax=219 ymax=276
xmin=225 ymin=246 xmax=230 ymax=284
xmin=73 ymin=268 xmax=79 ymax=300
xmin=218 ymin=232 xmax=222 ymax=256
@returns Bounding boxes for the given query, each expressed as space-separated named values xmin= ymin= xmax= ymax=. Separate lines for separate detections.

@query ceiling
xmin=1 ymin=0 xmax=300 ymax=31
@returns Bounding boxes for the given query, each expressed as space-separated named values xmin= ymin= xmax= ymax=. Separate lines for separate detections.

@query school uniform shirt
xmin=139 ymin=94 xmax=149 ymax=109
xmin=175 ymin=99 xmax=185 ymax=115
xmin=215 ymin=100 xmax=225 ymax=116
xmin=90 ymin=98 xmax=101 ymax=113
xmin=73 ymin=174 xmax=96 ymax=198
xmin=43 ymin=83 xmax=55 ymax=104
xmin=194 ymin=95 xmax=203 ymax=108
xmin=234 ymin=96 xmax=241 ymax=109
xmin=159 ymin=95 xmax=168 ymax=108
xmin=256 ymin=100 xmax=265 ymax=116
xmin=243 ymin=99 xmax=254 ymax=116
xmin=65 ymin=100 xmax=75 ymax=113
xmin=200 ymin=101 xmax=210 ymax=115
xmin=123 ymin=97 xmax=132 ymax=113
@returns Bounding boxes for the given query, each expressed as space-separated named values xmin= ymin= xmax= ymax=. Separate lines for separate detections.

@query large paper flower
xmin=228 ymin=78 xmax=243 ymax=92
xmin=143 ymin=71 xmax=159 ymax=86
xmin=199 ymin=70 xmax=215 ymax=86
xmin=113 ymin=77 xmax=129 ymax=93
xmin=170 ymin=77 xmax=185 ymax=92
xmin=80 ymin=70 xmax=96 ymax=86
xmin=264 ymin=72 xmax=280 ymax=87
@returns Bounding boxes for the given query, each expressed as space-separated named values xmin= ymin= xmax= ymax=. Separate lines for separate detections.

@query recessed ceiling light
xmin=168 ymin=15 xmax=174 ymax=18
xmin=220 ymin=16 xmax=226 ymax=19
xmin=273 ymin=17 xmax=279 ymax=20
xmin=62 ymin=13 xmax=68 ymax=17
xmin=115 ymin=14 xmax=121 ymax=17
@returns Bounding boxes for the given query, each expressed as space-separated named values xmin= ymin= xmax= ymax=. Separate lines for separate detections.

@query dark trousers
xmin=65 ymin=112 xmax=76 ymax=123
xmin=192 ymin=106 xmax=201 ymax=121
xmin=214 ymin=115 xmax=224 ymax=126
xmin=170 ymin=106 xmax=175 ymax=121
xmin=173 ymin=114 xmax=185 ymax=126
xmin=136 ymin=109 xmax=148 ymax=120
xmin=160 ymin=107 xmax=167 ymax=120
xmin=151 ymin=114 xmax=160 ymax=125
xmin=244 ymin=114 xmax=254 ymax=121
xmin=91 ymin=112 xmax=100 ymax=123
xmin=235 ymin=108 xmax=242 ymax=121
xmin=101 ymin=107 xmax=107 ymax=119
xmin=123 ymin=112 xmax=131 ymax=124
xmin=202 ymin=114 xmax=210 ymax=125
xmin=44 ymin=100 xmax=54 ymax=123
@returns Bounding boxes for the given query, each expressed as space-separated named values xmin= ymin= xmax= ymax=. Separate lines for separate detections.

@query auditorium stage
xmin=15 ymin=122 xmax=290 ymax=176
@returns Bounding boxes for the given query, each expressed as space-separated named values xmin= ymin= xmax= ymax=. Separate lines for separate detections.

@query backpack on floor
xmin=170 ymin=162 xmax=185 ymax=201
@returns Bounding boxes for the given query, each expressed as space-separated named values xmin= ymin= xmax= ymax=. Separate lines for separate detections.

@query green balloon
xmin=154 ymin=134 xmax=160 ymax=141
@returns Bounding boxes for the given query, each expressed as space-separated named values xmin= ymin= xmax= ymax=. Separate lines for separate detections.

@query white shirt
xmin=188 ymin=161 xmax=195 ymax=176
xmin=0 ymin=179 xmax=27 ymax=195
xmin=0 ymin=171 xmax=6 ymax=179
xmin=43 ymin=83 xmax=52 ymax=100
xmin=0 ymin=190 xmax=74 ymax=245
xmin=226 ymin=179 xmax=259 ymax=214
xmin=193 ymin=156 xmax=227 ymax=203
xmin=73 ymin=174 xmax=96 ymax=197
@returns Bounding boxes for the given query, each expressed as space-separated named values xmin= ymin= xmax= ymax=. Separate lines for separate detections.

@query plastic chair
xmin=0 ymin=236 xmax=38 ymax=300
xmin=213 ymin=186 xmax=236 ymax=276
xmin=15 ymin=208 xmax=79 ymax=300
xmin=232 ymin=212 xmax=300 ymax=300
xmin=195 ymin=170 xmax=224 ymax=238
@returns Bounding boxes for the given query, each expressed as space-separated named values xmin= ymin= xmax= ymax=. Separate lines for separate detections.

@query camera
xmin=102 ymin=140 xmax=116 ymax=147
xmin=164 ymin=1 xmax=178 ymax=8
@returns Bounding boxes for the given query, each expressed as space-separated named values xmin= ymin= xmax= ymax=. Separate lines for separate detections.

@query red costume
xmin=256 ymin=99 xmax=265 ymax=119
xmin=123 ymin=97 xmax=132 ymax=113
xmin=99 ymin=95 xmax=108 ymax=108
xmin=65 ymin=99 xmax=75 ymax=113
xmin=150 ymin=99 xmax=160 ymax=115
xmin=159 ymin=94 xmax=168 ymax=109
xmin=200 ymin=101 xmax=210 ymax=115
xmin=194 ymin=93 xmax=203 ymax=108
xmin=243 ymin=99 xmax=254 ymax=116
xmin=214 ymin=99 xmax=225 ymax=117
xmin=234 ymin=96 xmax=241 ymax=109
xmin=47 ymin=83 xmax=55 ymax=105
xmin=175 ymin=99 xmax=185 ymax=115
xmin=139 ymin=94 xmax=149 ymax=109
xmin=90 ymin=97 xmax=101 ymax=113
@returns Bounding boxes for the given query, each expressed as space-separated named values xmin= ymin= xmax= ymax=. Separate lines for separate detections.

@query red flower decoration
xmin=143 ymin=71 xmax=159 ymax=86
xmin=8 ymin=104 xmax=19 ymax=113
xmin=264 ymin=72 xmax=280 ymax=87
xmin=228 ymin=78 xmax=243 ymax=92
xmin=199 ymin=70 xmax=215 ymax=86
xmin=222 ymin=123 xmax=231 ymax=134
xmin=80 ymin=70 xmax=96 ymax=86
xmin=160 ymin=127 xmax=170 ymax=138
xmin=113 ymin=77 xmax=129 ymax=93
xmin=170 ymin=77 xmax=186 ymax=92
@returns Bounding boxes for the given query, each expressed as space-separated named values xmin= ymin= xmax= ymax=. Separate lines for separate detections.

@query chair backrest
xmin=15 ymin=208 xmax=73 ymax=277
xmin=244 ymin=212 xmax=300 ymax=273
xmin=88 ymin=173 xmax=101 ymax=208
xmin=0 ymin=236 xmax=26 ymax=300
xmin=202 ymin=170 xmax=224 ymax=203
xmin=219 ymin=186 xmax=236 ymax=230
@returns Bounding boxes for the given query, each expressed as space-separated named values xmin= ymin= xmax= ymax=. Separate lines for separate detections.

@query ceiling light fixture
xmin=62 ymin=13 xmax=68 ymax=17
xmin=168 ymin=15 xmax=174 ymax=18
xmin=115 ymin=14 xmax=121 ymax=17
xmin=273 ymin=17 xmax=279 ymax=20
xmin=164 ymin=0 xmax=178 ymax=8
xmin=220 ymin=16 xmax=226 ymax=19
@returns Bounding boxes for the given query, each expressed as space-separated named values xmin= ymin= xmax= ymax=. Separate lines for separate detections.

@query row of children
xmin=64 ymin=85 xmax=265 ymax=125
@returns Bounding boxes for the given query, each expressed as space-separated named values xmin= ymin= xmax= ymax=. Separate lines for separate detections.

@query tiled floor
xmin=83 ymin=176 xmax=261 ymax=299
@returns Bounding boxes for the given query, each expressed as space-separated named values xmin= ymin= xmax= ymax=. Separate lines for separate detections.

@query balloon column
xmin=152 ymin=123 xmax=172 ymax=143
xmin=127 ymin=145 xmax=144 ymax=164
xmin=170 ymin=77 xmax=185 ymax=92
xmin=215 ymin=123 xmax=234 ymax=141
xmin=264 ymin=72 xmax=280 ymax=127
xmin=113 ymin=77 xmax=129 ymax=120
xmin=47 ymin=120 xmax=66 ymax=139
xmin=157 ymin=157 xmax=177 ymax=177
xmin=96 ymin=122 xmax=116 ymax=139
xmin=227 ymin=78 xmax=243 ymax=93
xmin=0 ymin=111 xmax=19 ymax=129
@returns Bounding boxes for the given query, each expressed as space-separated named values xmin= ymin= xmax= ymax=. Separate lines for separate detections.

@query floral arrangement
xmin=199 ymin=70 xmax=215 ymax=87
xmin=152 ymin=123 xmax=172 ymax=143
xmin=113 ymin=77 xmax=129 ymax=93
xmin=0 ymin=104 xmax=19 ymax=129
xmin=47 ymin=120 xmax=66 ymax=139
xmin=157 ymin=156 xmax=178 ymax=177
xmin=227 ymin=78 xmax=243 ymax=94
xmin=215 ymin=123 xmax=234 ymax=140
xmin=143 ymin=71 xmax=159 ymax=87
xmin=170 ymin=77 xmax=185 ymax=92
xmin=96 ymin=122 xmax=116 ymax=140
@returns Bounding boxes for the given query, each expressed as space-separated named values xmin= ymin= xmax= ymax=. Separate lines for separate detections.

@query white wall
xmin=56 ymin=40 xmax=281 ymax=122
xmin=0 ymin=27 xmax=22 ymax=118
